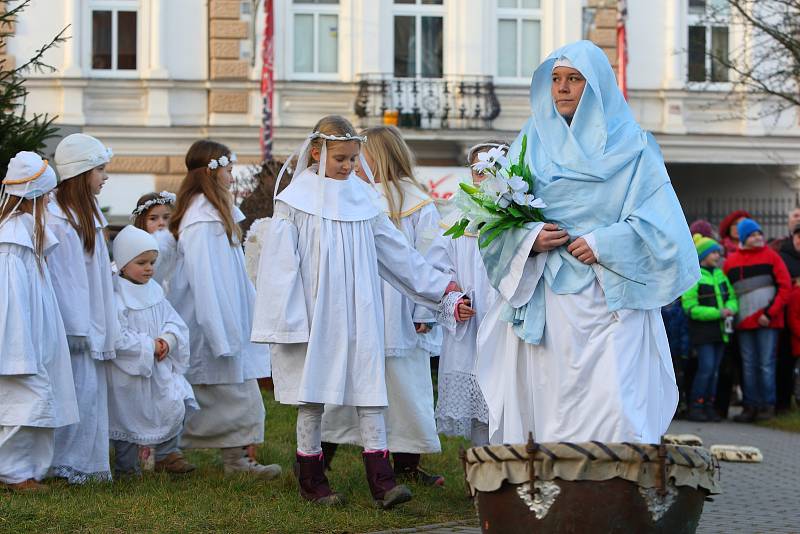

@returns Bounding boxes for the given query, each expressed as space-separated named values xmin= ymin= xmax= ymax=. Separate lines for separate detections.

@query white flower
xmin=507 ymin=175 xmax=528 ymax=194
xmin=208 ymin=159 xmax=219 ymax=170
xmin=486 ymin=146 xmax=510 ymax=168
xmin=529 ymin=197 xmax=547 ymax=209
xmin=472 ymin=159 xmax=493 ymax=173
xmin=512 ymin=193 xmax=547 ymax=209
xmin=481 ymin=176 xmax=509 ymax=200
xmin=219 ymin=155 xmax=230 ymax=167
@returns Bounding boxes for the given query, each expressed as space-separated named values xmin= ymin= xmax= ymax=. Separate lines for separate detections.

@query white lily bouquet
xmin=445 ymin=135 xmax=546 ymax=248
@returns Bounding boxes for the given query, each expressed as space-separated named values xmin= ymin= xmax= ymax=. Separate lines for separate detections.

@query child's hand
xmin=757 ymin=314 xmax=771 ymax=327
xmin=567 ymin=237 xmax=597 ymax=265
xmin=455 ymin=298 xmax=476 ymax=322
xmin=721 ymin=308 xmax=734 ymax=318
xmin=415 ymin=323 xmax=430 ymax=334
xmin=154 ymin=338 xmax=169 ymax=361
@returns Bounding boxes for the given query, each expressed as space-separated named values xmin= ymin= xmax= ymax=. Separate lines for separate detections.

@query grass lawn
xmin=0 ymin=391 xmax=475 ymax=534
xmin=758 ymin=408 xmax=800 ymax=433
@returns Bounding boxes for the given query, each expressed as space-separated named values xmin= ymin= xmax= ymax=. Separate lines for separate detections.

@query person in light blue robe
xmin=475 ymin=40 xmax=699 ymax=445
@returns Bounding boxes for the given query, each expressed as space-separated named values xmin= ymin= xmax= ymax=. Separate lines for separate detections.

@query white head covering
xmin=55 ymin=133 xmax=113 ymax=181
xmin=553 ymin=56 xmax=577 ymax=70
xmin=113 ymin=225 xmax=159 ymax=271
xmin=0 ymin=151 xmax=58 ymax=228
xmin=2 ymin=151 xmax=57 ymax=199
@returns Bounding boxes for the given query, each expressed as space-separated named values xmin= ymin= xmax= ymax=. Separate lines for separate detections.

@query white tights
xmin=297 ymin=403 xmax=387 ymax=455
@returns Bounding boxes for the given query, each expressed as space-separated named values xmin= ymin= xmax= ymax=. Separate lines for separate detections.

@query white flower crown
xmin=130 ymin=191 xmax=177 ymax=219
xmin=208 ymin=152 xmax=237 ymax=170
xmin=308 ymin=132 xmax=367 ymax=143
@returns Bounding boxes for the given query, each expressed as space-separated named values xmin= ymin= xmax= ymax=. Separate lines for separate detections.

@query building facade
xmin=5 ymin=0 xmax=800 ymax=235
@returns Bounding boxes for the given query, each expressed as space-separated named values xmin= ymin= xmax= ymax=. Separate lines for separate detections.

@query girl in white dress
xmin=426 ymin=142 xmax=504 ymax=447
xmin=107 ymin=225 xmax=197 ymax=476
xmin=0 ymin=152 xmax=79 ymax=491
xmin=131 ymin=191 xmax=177 ymax=289
xmin=167 ymin=140 xmax=279 ymax=479
xmin=49 ymin=133 xmax=119 ymax=484
xmin=321 ymin=126 xmax=445 ymax=485
xmin=252 ymin=115 xmax=472 ymax=508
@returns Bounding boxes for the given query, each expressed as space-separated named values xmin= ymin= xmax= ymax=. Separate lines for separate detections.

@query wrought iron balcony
xmin=354 ymin=74 xmax=501 ymax=130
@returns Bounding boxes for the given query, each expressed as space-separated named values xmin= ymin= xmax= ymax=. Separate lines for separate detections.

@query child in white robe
xmin=426 ymin=142 xmax=504 ymax=447
xmin=167 ymin=140 xmax=280 ymax=479
xmin=0 ymin=152 xmax=79 ymax=492
xmin=252 ymin=115 xmax=473 ymax=509
xmin=321 ymin=126 xmax=445 ymax=485
xmin=131 ymin=191 xmax=177 ymax=289
xmin=49 ymin=133 xmax=119 ymax=484
xmin=107 ymin=225 xmax=196 ymax=476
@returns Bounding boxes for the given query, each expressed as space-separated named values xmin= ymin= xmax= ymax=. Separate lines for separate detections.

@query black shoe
xmin=756 ymin=405 xmax=775 ymax=421
xmin=687 ymin=406 xmax=709 ymax=422
xmin=733 ymin=406 xmax=757 ymax=423
xmin=396 ymin=466 xmax=445 ymax=487
xmin=705 ymin=404 xmax=722 ymax=422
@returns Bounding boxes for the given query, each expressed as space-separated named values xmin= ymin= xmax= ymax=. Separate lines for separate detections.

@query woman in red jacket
xmin=723 ymin=218 xmax=792 ymax=422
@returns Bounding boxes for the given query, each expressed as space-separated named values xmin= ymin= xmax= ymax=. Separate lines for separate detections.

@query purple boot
xmin=362 ymin=450 xmax=412 ymax=510
xmin=293 ymin=453 xmax=345 ymax=506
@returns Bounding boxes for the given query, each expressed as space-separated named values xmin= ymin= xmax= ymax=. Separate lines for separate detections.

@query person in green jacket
xmin=682 ymin=234 xmax=739 ymax=422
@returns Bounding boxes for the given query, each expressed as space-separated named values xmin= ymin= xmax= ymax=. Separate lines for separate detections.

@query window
xmin=291 ymin=0 xmax=339 ymax=76
xmin=687 ymin=0 xmax=730 ymax=82
xmin=90 ymin=6 xmax=137 ymax=71
xmin=393 ymin=0 xmax=444 ymax=78
xmin=497 ymin=0 xmax=541 ymax=81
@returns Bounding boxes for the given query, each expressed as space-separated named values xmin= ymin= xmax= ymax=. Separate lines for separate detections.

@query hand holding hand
xmin=532 ymin=224 xmax=569 ymax=253
xmin=415 ymin=323 xmax=430 ymax=334
xmin=757 ymin=314 xmax=771 ymax=328
xmin=154 ymin=338 xmax=169 ymax=361
xmin=567 ymin=237 xmax=597 ymax=265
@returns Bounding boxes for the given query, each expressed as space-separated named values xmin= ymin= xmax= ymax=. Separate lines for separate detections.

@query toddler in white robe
xmin=425 ymin=142 xmax=504 ymax=447
xmin=0 ymin=152 xmax=79 ymax=492
xmin=167 ymin=140 xmax=280 ymax=479
xmin=320 ymin=126 xmax=445 ymax=485
xmin=131 ymin=191 xmax=177 ymax=290
xmin=107 ymin=225 xmax=197 ymax=476
xmin=48 ymin=133 xmax=119 ymax=484
xmin=252 ymin=115 xmax=472 ymax=509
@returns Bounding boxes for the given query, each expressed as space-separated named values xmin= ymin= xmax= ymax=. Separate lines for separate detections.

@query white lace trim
xmin=435 ymin=371 xmax=489 ymax=438
xmin=50 ymin=465 xmax=113 ymax=484
xmin=437 ymin=291 xmax=465 ymax=333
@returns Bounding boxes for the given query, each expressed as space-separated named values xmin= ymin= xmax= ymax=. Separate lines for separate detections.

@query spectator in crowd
xmin=768 ymin=206 xmax=800 ymax=254
xmin=662 ymin=298 xmax=691 ymax=419
xmin=719 ymin=210 xmax=751 ymax=256
xmin=690 ymin=219 xmax=716 ymax=240
xmin=682 ymin=235 xmax=738 ymax=422
xmin=776 ymin=222 xmax=800 ymax=413
xmin=724 ymin=218 xmax=792 ymax=422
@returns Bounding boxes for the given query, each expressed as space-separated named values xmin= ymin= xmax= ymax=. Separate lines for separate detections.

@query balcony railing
xmin=354 ymin=74 xmax=501 ymax=130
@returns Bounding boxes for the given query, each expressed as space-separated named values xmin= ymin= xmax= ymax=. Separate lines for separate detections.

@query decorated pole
xmin=260 ymin=0 xmax=274 ymax=161
xmin=616 ymin=0 xmax=628 ymax=100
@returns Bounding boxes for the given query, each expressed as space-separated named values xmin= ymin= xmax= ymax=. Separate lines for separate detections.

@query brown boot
xmin=154 ymin=452 xmax=196 ymax=474
xmin=293 ymin=453 xmax=345 ymax=506
xmin=392 ymin=452 xmax=445 ymax=487
xmin=363 ymin=450 xmax=412 ymax=510
xmin=2 ymin=479 xmax=49 ymax=493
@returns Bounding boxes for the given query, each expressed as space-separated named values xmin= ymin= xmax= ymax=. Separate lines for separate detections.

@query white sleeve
xmin=251 ymin=209 xmax=310 ymax=344
xmin=112 ymin=304 xmax=155 ymax=377
xmin=372 ymin=214 xmax=451 ymax=311
xmin=0 ymin=250 xmax=37 ymax=375
xmin=46 ymin=222 xmax=91 ymax=336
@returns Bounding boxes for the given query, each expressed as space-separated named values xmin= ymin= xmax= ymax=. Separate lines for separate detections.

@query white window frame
xmin=392 ymin=0 xmax=446 ymax=79
xmin=495 ymin=0 xmax=543 ymax=85
xmin=85 ymin=0 xmax=142 ymax=79
xmin=288 ymin=0 xmax=341 ymax=81
xmin=686 ymin=0 xmax=732 ymax=88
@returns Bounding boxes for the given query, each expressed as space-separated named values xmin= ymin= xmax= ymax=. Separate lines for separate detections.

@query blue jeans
xmin=690 ymin=342 xmax=725 ymax=405
xmin=738 ymin=328 xmax=779 ymax=408
xmin=111 ymin=434 xmax=181 ymax=475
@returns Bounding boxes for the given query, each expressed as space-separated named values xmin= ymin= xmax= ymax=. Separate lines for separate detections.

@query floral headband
xmin=130 ymin=191 xmax=177 ymax=219
xmin=208 ymin=153 xmax=237 ymax=170
xmin=309 ymin=132 xmax=367 ymax=143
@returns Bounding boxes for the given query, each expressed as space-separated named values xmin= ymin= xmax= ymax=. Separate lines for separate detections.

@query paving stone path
xmin=370 ymin=420 xmax=800 ymax=534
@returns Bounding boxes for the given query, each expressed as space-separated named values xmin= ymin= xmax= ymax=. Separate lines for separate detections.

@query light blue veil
xmin=481 ymin=40 xmax=699 ymax=344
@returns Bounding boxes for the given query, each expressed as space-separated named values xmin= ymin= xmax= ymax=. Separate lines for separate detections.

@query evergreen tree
xmin=0 ymin=0 xmax=67 ymax=177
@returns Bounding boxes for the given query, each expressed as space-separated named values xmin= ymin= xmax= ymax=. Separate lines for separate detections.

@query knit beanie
xmin=737 ymin=218 xmax=762 ymax=244
xmin=54 ymin=133 xmax=113 ymax=181
xmin=113 ymin=225 xmax=158 ymax=271
xmin=693 ymin=233 xmax=721 ymax=261
xmin=689 ymin=219 xmax=715 ymax=239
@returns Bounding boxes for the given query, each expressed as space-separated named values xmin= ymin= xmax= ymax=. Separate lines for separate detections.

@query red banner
xmin=260 ymin=0 xmax=274 ymax=161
